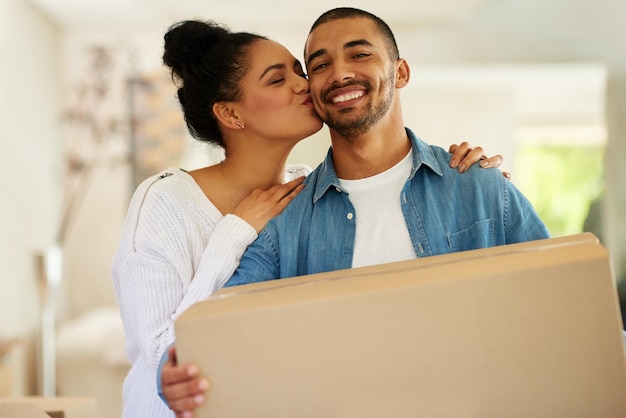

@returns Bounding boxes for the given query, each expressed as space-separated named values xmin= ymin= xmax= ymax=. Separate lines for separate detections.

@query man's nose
xmin=330 ymin=61 xmax=355 ymax=84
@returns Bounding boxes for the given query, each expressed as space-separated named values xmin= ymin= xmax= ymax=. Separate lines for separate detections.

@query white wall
xmin=0 ymin=0 xmax=61 ymax=394
xmin=56 ymin=31 xmax=136 ymax=319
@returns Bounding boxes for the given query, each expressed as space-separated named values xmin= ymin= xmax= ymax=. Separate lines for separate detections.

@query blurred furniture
xmin=0 ymin=396 xmax=97 ymax=418
xmin=0 ymin=401 xmax=50 ymax=418
xmin=56 ymin=307 xmax=129 ymax=418
xmin=0 ymin=339 xmax=19 ymax=397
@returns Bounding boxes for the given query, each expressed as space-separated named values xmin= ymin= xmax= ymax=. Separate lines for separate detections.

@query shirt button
xmin=335 ymin=187 xmax=342 ymax=193
xmin=418 ymin=243 xmax=424 ymax=254
xmin=347 ymin=213 xmax=354 ymax=220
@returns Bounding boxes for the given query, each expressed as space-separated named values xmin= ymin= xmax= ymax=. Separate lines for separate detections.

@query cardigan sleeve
xmin=173 ymin=213 xmax=257 ymax=316
xmin=112 ymin=172 xmax=257 ymax=372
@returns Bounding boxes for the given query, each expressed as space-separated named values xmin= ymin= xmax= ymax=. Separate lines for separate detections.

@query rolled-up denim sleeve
xmin=156 ymin=344 xmax=172 ymax=406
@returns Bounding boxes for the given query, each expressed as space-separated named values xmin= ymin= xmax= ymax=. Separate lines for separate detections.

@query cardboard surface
xmin=0 ymin=397 xmax=97 ymax=418
xmin=176 ymin=233 xmax=626 ymax=418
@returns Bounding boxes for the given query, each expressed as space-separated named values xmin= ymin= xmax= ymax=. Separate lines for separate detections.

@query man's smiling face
xmin=304 ymin=17 xmax=397 ymax=138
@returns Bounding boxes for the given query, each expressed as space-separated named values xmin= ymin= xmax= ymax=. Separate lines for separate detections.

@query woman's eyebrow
xmin=259 ymin=63 xmax=286 ymax=80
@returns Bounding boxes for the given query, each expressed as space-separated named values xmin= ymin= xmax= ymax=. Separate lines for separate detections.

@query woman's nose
xmin=295 ymin=75 xmax=310 ymax=93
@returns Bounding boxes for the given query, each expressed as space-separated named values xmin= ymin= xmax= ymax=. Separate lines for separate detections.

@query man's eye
xmin=312 ymin=63 xmax=328 ymax=72
xmin=354 ymin=53 xmax=370 ymax=59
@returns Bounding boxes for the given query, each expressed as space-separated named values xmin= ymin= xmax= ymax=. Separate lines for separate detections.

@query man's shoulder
xmin=412 ymin=142 xmax=502 ymax=181
xmin=267 ymin=166 xmax=323 ymax=230
xmin=430 ymin=151 xmax=506 ymax=191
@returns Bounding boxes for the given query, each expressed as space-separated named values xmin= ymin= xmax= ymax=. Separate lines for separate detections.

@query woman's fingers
xmin=449 ymin=141 xmax=504 ymax=173
xmin=479 ymin=153 xmax=503 ymax=169
xmin=234 ymin=177 xmax=306 ymax=232
xmin=269 ymin=176 xmax=306 ymax=201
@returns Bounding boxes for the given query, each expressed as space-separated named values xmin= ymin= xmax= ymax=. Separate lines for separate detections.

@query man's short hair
xmin=308 ymin=7 xmax=400 ymax=60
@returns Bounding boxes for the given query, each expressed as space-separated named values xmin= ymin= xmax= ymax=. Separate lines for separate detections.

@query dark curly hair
xmin=163 ymin=20 xmax=267 ymax=148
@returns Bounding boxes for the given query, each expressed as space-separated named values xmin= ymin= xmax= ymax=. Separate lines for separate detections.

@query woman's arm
xmin=114 ymin=171 xmax=306 ymax=413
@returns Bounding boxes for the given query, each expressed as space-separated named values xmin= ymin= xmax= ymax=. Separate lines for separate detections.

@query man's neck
xmin=329 ymin=119 xmax=410 ymax=180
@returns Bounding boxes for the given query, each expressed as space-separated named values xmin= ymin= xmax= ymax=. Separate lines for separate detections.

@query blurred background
xmin=1 ymin=0 xmax=625 ymax=416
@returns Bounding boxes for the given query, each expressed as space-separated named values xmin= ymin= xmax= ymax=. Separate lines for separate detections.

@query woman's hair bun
xmin=163 ymin=20 xmax=229 ymax=83
xmin=160 ymin=19 xmax=265 ymax=147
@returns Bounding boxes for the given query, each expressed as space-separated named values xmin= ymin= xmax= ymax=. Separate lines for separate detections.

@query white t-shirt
xmin=339 ymin=149 xmax=416 ymax=268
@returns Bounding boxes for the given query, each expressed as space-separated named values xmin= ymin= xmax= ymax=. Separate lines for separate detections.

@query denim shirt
xmin=226 ymin=128 xmax=550 ymax=286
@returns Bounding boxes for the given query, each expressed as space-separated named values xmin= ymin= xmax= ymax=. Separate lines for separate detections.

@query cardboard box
xmin=176 ymin=233 xmax=626 ymax=418
xmin=0 ymin=397 xmax=98 ymax=418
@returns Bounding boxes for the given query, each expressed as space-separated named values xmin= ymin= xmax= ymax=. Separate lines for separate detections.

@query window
xmin=404 ymin=63 xmax=608 ymax=239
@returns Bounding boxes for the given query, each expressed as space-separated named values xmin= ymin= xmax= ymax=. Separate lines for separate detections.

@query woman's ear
xmin=212 ymin=102 xmax=244 ymax=129
xmin=395 ymin=58 xmax=410 ymax=89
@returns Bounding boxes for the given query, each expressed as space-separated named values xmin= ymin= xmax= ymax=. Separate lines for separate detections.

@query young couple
xmin=112 ymin=7 xmax=549 ymax=418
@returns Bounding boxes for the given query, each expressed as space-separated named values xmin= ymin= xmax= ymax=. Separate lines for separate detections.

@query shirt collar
xmin=406 ymin=127 xmax=443 ymax=180
xmin=312 ymin=128 xmax=443 ymax=203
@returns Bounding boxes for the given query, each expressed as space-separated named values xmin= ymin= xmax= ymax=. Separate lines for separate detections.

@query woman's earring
xmin=236 ymin=121 xmax=245 ymax=129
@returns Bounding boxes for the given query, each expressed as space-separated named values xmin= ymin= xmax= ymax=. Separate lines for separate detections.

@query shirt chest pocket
xmin=446 ymin=218 xmax=495 ymax=253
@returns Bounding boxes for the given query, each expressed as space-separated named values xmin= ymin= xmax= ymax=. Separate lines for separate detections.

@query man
xmin=224 ymin=7 xmax=548 ymax=283
xmin=162 ymin=7 xmax=549 ymax=415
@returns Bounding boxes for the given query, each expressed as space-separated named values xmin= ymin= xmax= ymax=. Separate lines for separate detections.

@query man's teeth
xmin=331 ymin=91 xmax=364 ymax=103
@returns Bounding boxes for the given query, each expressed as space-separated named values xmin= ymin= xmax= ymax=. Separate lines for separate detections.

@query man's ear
xmin=212 ymin=102 xmax=243 ymax=129
xmin=395 ymin=58 xmax=410 ymax=89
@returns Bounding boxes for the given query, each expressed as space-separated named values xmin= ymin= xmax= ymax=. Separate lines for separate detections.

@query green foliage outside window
xmin=515 ymin=145 xmax=604 ymax=238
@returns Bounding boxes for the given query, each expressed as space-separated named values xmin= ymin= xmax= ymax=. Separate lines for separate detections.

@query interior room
xmin=1 ymin=0 xmax=625 ymax=416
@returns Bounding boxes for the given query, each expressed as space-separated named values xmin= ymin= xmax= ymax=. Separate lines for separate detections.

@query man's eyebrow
xmin=344 ymin=39 xmax=374 ymax=49
xmin=259 ymin=63 xmax=286 ymax=80
xmin=306 ymin=49 xmax=326 ymax=67
xmin=306 ymin=39 xmax=374 ymax=66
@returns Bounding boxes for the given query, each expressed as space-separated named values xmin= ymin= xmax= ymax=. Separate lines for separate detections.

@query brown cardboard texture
xmin=176 ymin=233 xmax=626 ymax=418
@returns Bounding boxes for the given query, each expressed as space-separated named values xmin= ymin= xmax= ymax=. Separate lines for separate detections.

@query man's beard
xmin=319 ymin=69 xmax=395 ymax=140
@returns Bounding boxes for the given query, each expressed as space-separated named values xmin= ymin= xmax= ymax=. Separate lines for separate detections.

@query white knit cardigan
xmin=112 ymin=166 xmax=310 ymax=418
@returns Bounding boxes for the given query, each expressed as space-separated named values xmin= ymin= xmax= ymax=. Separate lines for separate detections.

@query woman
xmin=112 ymin=19 xmax=503 ymax=418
